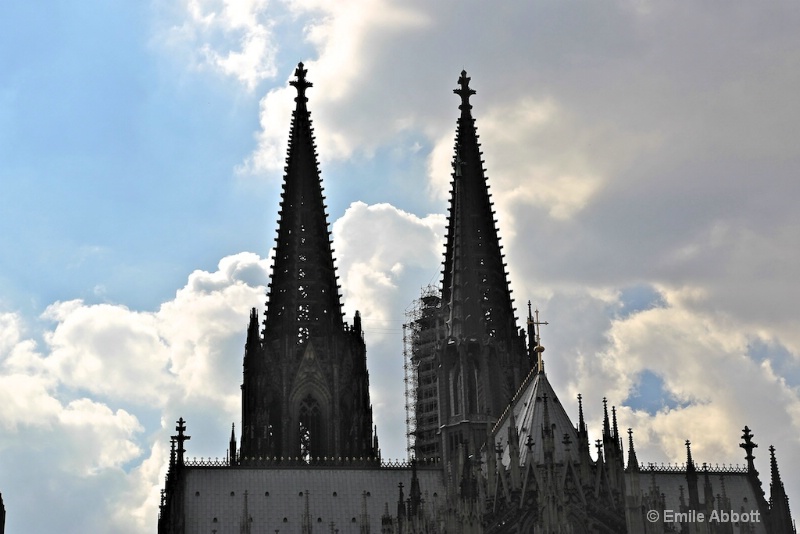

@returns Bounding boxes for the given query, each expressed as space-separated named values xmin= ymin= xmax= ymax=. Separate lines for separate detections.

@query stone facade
xmin=158 ymin=64 xmax=795 ymax=534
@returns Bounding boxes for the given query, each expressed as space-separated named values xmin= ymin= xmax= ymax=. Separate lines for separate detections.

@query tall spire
xmin=264 ymin=62 xmax=343 ymax=344
xmin=441 ymin=70 xmax=519 ymax=344
xmin=768 ymin=445 xmax=796 ymax=533
xmin=241 ymin=63 xmax=376 ymax=461
xmin=602 ymin=398 xmax=611 ymax=439
xmin=435 ymin=70 xmax=530 ymax=468
xmin=685 ymin=440 xmax=700 ymax=510
xmin=626 ymin=428 xmax=639 ymax=472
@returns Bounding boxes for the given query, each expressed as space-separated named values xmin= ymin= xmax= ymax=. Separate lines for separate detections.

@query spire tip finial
xmin=454 ymin=70 xmax=476 ymax=111
xmin=291 ymin=62 xmax=313 ymax=103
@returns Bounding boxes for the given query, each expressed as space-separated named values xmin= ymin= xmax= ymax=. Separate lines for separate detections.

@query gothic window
xmin=469 ymin=365 xmax=479 ymax=414
xmin=452 ymin=367 xmax=463 ymax=417
xmin=299 ymin=394 xmax=321 ymax=462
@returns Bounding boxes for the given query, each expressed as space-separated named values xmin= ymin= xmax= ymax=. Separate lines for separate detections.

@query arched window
xmin=298 ymin=394 xmax=322 ymax=462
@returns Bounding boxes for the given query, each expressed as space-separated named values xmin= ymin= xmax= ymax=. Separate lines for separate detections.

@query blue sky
xmin=1 ymin=1 xmax=799 ymax=532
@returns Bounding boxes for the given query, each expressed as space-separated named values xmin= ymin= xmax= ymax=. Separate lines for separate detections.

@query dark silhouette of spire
xmin=627 ymin=428 xmax=639 ymax=472
xmin=740 ymin=426 xmax=758 ymax=474
xmin=242 ymin=307 xmax=261 ymax=372
xmin=229 ymin=423 xmax=237 ymax=465
xmin=264 ymin=62 xmax=343 ymax=343
xmin=602 ymin=397 xmax=611 ymax=439
xmin=768 ymin=445 xmax=796 ymax=533
xmin=576 ymin=393 xmax=592 ymax=482
xmin=441 ymin=70 xmax=519 ymax=344
xmin=739 ymin=425 xmax=771 ymax=516
xmin=435 ymin=70 xmax=530 ymax=469
xmin=240 ymin=63 xmax=375 ymax=461
xmin=685 ymin=440 xmax=700 ymax=510
xmin=171 ymin=418 xmax=190 ymax=467
xmin=577 ymin=393 xmax=587 ymax=434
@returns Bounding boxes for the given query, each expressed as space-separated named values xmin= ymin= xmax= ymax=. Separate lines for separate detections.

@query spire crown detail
xmin=290 ymin=62 xmax=313 ymax=103
xmin=454 ymin=70 xmax=476 ymax=112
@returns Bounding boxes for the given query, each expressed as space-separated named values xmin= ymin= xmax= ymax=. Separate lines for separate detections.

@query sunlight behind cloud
xmin=170 ymin=0 xmax=278 ymax=90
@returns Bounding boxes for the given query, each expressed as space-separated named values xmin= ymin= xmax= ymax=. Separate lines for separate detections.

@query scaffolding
xmin=403 ymin=285 xmax=444 ymax=460
xmin=402 ymin=315 xmax=417 ymax=459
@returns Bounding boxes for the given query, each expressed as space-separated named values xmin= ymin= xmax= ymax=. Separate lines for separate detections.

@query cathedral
xmin=158 ymin=64 xmax=795 ymax=533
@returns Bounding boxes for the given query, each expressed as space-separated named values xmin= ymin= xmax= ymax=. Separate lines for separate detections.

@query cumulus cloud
xmin=6 ymin=0 xmax=800 ymax=530
xmin=537 ymin=284 xmax=800 ymax=485
xmin=163 ymin=0 xmax=278 ymax=90
xmin=331 ymin=201 xmax=445 ymax=455
xmin=334 ymin=201 xmax=445 ymax=328
xmin=0 ymin=252 xmax=270 ymax=533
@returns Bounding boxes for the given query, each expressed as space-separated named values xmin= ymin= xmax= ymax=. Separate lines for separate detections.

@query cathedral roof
xmin=492 ymin=369 xmax=581 ymax=468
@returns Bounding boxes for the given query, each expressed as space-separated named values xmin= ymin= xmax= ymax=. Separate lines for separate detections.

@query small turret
xmin=626 ymin=428 xmax=639 ymax=472
xmin=685 ymin=440 xmax=700 ymax=510
xmin=228 ymin=423 xmax=237 ymax=465
xmin=576 ymin=394 xmax=592 ymax=483
xmin=740 ymin=426 xmax=769 ymax=511
xmin=768 ymin=445 xmax=796 ymax=534
xmin=171 ymin=418 xmax=191 ymax=467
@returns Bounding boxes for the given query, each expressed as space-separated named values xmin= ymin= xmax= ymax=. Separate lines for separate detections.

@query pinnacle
xmin=454 ymin=70 xmax=476 ymax=112
xmin=769 ymin=445 xmax=782 ymax=484
xmin=627 ymin=428 xmax=639 ymax=472
xmin=290 ymin=62 xmax=313 ymax=103
xmin=685 ymin=439 xmax=695 ymax=472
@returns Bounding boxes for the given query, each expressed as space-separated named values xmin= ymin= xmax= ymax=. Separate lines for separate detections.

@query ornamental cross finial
xmin=172 ymin=417 xmax=191 ymax=467
xmin=527 ymin=305 xmax=548 ymax=373
xmin=291 ymin=62 xmax=313 ymax=103
xmin=529 ymin=308 xmax=548 ymax=346
xmin=454 ymin=70 xmax=476 ymax=111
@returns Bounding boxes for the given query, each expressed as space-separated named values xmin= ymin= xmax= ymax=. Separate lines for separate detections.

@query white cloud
xmin=41 ymin=301 xmax=173 ymax=405
xmin=6 ymin=0 xmax=800 ymax=530
xmin=165 ymin=0 xmax=278 ymax=90
xmin=0 ymin=253 xmax=270 ymax=532
xmin=334 ymin=201 xmax=445 ymax=330
xmin=571 ymin=285 xmax=800 ymax=477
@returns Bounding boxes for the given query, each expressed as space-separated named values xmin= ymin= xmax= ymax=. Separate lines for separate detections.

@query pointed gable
xmin=493 ymin=370 xmax=581 ymax=468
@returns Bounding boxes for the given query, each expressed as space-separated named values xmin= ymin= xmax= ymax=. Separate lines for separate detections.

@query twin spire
xmin=263 ymin=62 xmax=344 ymax=343
xmin=270 ymin=64 xmax=522 ymax=352
xmin=442 ymin=70 xmax=520 ymax=345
